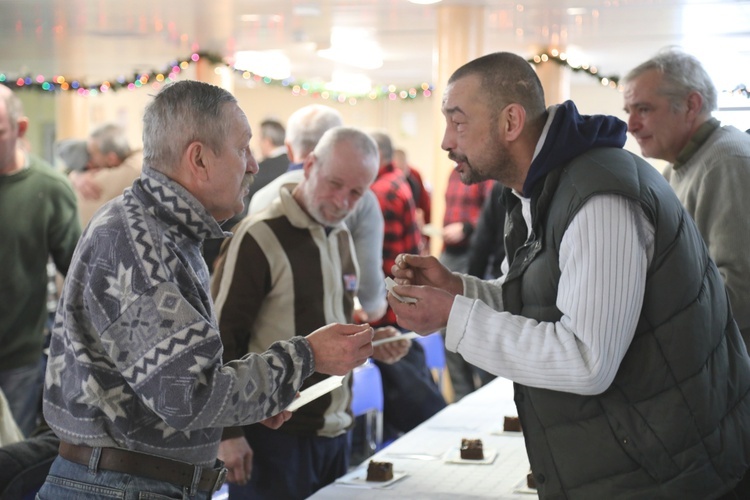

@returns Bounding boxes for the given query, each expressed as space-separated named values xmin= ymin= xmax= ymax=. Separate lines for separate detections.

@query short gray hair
xmin=369 ymin=131 xmax=393 ymax=163
xmin=90 ymin=123 xmax=132 ymax=161
xmin=624 ymin=48 xmax=717 ymax=114
xmin=285 ymin=104 xmax=343 ymax=160
xmin=448 ymin=52 xmax=547 ymax=125
xmin=260 ymin=119 xmax=285 ymax=147
xmin=142 ymin=80 xmax=238 ymax=172
xmin=313 ymin=126 xmax=380 ymax=174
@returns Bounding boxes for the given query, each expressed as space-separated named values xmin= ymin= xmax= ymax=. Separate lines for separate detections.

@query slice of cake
xmin=504 ymin=415 xmax=522 ymax=432
xmin=527 ymin=471 xmax=537 ymax=489
xmin=366 ymin=460 xmax=394 ymax=482
xmin=460 ymin=438 xmax=484 ymax=460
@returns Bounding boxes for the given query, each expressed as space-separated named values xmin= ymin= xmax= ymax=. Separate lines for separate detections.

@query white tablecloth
xmin=309 ymin=377 xmax=534 ymax=499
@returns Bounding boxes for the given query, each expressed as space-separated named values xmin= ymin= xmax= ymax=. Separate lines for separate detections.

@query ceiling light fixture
xmin=325 ymin=71 xmax=373 ymax=95
xmin=317 ymin=28 xmax=383 ymax=70
xmin=234 ymin=50 xmax=292 ymax=80
xmin=408 ymin=0 xmax=443 ymax=4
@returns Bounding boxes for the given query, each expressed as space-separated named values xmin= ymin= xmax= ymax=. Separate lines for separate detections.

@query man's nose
xmin=333 ymin=191 xmax=349 ymax=210
xmin=627 ymin=114 xmax=640 ymax=133
xmin=440 ymin=127 xmax=454 ymax=151
xmin=247 ymin=154 xmax=259 ymax=175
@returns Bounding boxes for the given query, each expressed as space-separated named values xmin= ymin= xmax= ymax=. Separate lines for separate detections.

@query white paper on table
xmin=286 ymin=375 xmax=345 ymax=412
xmin=385 ymin=277 xmax=418 ymax=304
xmin=372 ymin=331 xmax=420 ymax=347
xmin=513 ymin=477 xmax=538 ymax=495
xmin=335 ymin=468 xmax=408 ymax=488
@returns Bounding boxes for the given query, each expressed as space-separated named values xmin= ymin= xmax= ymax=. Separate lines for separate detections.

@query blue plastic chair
xmin=351 ymin=360 xmax=384 ymax=454
xmin=414 ymin=332 xmax=447 ymax=389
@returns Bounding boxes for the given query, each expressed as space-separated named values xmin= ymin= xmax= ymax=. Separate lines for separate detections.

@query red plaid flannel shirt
xmin=442 ymin=168 xmax=494 ymax=250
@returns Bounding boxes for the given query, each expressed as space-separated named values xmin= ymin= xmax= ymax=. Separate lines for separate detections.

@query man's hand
xmin=260 ymin=411 xmax=292 ymax=429
xmin=442 ymin=222 xmax=466 ymax=245
xmin=218 ymin=436 xmax=253 ymax=486
xmin=306 ymin=323 xmax=373 ymax=375
xmin=371 ymin=326 xmax=410 ymax=364
xmin=387 ymin=285 xmax=456 ymax=334
xmin=68 ymin=170 xmax=103 ymax=200
xmin=391 ymin=253 xmax=464 ymax=295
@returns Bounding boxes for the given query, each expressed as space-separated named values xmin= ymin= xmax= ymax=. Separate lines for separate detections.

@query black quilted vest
xmin=502 ymin=147 xmax=750 ymax=499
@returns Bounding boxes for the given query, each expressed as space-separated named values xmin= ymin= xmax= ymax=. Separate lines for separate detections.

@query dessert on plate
xmin=460 ymin=438 xmax=484 ymax=460
xmin=366 ymin=460 xmax=394 ymax=482
xmin=504 ymin=415 xmax=522 ymax=432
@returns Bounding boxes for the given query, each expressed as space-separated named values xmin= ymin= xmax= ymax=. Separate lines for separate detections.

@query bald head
xmin=448 ymin=52 xmax=547 ymax=127
xmin=296 ymin=126 xmax=379 ymax=226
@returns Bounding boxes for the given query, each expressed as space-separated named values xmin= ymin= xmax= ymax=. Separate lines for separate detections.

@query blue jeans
xmin=0 ymin=358 xmax=45 ymax=437
xmin=36 ymin=455 xmax=214 ymax=500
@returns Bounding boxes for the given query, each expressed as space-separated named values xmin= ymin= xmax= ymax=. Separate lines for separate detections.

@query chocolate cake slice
xmin=460 ymin=438 xmax=484 ymax=460
xmin=366 ymin=460 xmax=394 ymax=482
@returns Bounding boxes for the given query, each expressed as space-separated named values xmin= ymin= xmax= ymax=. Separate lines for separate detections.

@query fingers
xmin=261 ymin=411 xmax=294 ymax=429
xmin=227 ymin=457 xmax=248 ymax=485
xmin=354 ymin=326 xmax=374 ymax=349
xmin=373 ymin=338 xmax=410 ymax=364
xmin=244 ymin=454 xmax=253 ymax=485
xmin=392 ymin=283 xmax=418 ymax=301
xmin=373 ymin=326 xmax=398 ymax=340
xmin=341 ymin=323 xmax=373 ymax=336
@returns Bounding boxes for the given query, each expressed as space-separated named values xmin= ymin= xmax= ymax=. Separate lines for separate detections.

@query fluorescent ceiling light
xmin=325 ymin=71 xmax=373 ymax=94
xmin=408 ymin=0 xmax=443 ymax=4
xmin=234 ymin=50 xmax=291 ymax=80
xmin=317 ymin=28 xmax=383 ymax=69
xmin=318 ymin=46 xmax=383 ymax=69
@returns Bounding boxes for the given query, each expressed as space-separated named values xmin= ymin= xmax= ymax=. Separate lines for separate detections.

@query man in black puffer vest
xmin=387 ymin=51 xmax=750 ymax=499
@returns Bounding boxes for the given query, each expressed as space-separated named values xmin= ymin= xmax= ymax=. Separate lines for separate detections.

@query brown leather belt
xmin=59 ymin=441 xmax=227 ymax=494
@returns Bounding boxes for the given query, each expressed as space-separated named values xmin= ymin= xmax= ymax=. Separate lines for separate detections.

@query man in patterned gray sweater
xmin=37 ymin=80 xmax=373 ymax=500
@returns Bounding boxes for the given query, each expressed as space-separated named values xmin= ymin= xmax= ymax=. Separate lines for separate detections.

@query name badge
xmin=343 ymin=274 xmax=358 ymax=291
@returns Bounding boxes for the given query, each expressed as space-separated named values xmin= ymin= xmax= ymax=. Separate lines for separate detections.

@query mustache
xmin=448 ymin=151 xmax=467 ymax=163
xmin=241 ymin=173 xmax=255 ymax=189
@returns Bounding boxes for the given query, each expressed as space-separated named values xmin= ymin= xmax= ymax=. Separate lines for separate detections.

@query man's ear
xmin=16 ymin=117 xmax=28 ymax=138
xmin=685 ymin=91 xmax=704 ymax=120
xmin=186 ymin=141 xmax=210 ymax=181
xmin=302 ymin=153 xmax=316 ymax=179
xmin=502 ymin=104 xmax=526 ymax=142
xmin=285 ymin=141 xmax=294 ymax=162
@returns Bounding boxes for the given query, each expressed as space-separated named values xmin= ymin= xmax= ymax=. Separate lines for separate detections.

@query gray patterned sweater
xmin=43 ymin=167 xmax=314 ymax=467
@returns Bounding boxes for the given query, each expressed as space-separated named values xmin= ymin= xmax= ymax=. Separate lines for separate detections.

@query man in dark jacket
xmin=388 ymin=51 xmax=750 ymax=499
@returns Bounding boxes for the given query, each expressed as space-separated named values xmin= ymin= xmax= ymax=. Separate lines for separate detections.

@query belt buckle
xmin=212 ymin=467 xmax=228 ymax=494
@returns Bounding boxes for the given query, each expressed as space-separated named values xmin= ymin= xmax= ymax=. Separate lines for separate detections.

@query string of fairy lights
xmin=530 ymin=49 xmax=622 ymax=90
xmin=2 ymin=49 xmax=747 ymax=101
xmin=0 ymin=51 xmax=434 ymax=104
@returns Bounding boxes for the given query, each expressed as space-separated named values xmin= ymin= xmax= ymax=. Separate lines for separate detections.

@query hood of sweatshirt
xmin=522 ymin=100 xmax=628 ymax=197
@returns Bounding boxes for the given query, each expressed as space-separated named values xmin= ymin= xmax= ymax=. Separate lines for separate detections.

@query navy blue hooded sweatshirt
xmin=522 ymin=100 xmax=627 ymax=197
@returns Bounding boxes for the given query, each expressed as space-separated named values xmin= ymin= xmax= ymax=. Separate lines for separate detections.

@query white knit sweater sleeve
xmin=445 ymin=194 xmax=654 ymax=395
